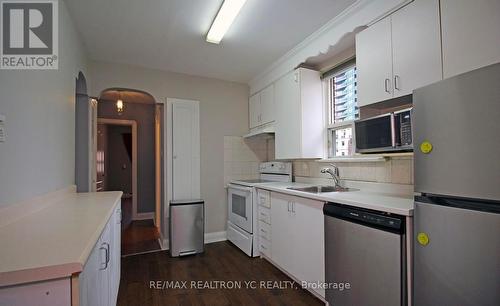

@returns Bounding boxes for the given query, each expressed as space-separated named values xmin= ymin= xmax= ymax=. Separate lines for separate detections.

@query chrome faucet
xmin=320 ymin=164 xmax=341 ymax=187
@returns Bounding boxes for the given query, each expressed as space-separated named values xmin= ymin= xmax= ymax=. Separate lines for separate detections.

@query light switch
xmin=0 ymin=114 xmax=5 ymax=142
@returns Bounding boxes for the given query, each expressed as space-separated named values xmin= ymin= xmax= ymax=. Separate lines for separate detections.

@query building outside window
xmin=325 ymin=59 xmax=359 ymax=157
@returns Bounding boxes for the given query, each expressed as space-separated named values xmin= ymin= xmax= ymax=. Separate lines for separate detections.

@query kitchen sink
xmin=287 ymin=185 xmax=357 ymax=193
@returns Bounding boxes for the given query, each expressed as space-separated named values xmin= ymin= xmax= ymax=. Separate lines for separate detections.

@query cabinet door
xmin=249 ymin=93 xmax=261 ymax=129
xmin=110 ymin=206 xmax=121 ymax=305
xmin=356 ymin=17 xmax=393 ymax=106
xmin=99 ymin=222 xmax=111 ymax=306
xmin=274 ymin=70 xmax=301 ymax=159
xmin=260 ymin=84 xmax=275 ymax=124
xmin=82 ymin=241 xmax=101 ymax=306
xmin=293 ymin=199 xmax=325 ymax=297
xmin=270 ymin=193 xmax=294 ymax=273
xmin=392 ymin=0 xmax=442 ymax=97
xmin=440 ymin=0 xmax=500 ymax=78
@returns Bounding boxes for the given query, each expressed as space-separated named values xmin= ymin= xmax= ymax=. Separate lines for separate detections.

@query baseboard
xmin=133 ymin=212 xmax=154 ymax=220
xmin=205 ymin=231 xmax=227 ymax=244
xmin=160 ymin=231 xmax=227 ymax=251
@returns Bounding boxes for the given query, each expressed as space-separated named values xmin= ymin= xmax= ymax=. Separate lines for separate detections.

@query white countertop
xmin=255 ymin=182 xmax=414 ymax=216
xmin=0 ymin=191 xmax=122 ymax=287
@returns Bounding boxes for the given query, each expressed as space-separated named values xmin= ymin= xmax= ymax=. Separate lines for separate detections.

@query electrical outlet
xmin=0 ymin=114 xmax=5 ymax=142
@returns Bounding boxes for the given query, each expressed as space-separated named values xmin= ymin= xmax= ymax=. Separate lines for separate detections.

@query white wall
xmin=0 ymin=0 xmax=89 ymax=207
xmin=89 ymin=60 xmax=249 ymax=233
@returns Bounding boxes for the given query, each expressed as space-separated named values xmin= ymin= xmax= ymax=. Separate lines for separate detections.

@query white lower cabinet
xmin=0 ymin=278 xmax=71 ymax=306
xmin=269 ymin=191 xmax=325 ymax=297
xmin=80 ymin=205 xmax=121 ymax=306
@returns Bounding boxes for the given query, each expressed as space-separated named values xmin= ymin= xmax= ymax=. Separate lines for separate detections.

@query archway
xmin=97 ymin=88 xmax=163 ymax=256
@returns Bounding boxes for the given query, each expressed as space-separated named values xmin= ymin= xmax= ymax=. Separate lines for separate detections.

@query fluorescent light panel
xmin=206 ymin=0 xmax=247 ymax=44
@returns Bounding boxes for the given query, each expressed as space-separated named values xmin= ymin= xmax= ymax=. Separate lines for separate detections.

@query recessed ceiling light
xmin=206 ymin=0 xmax=247 ymax=44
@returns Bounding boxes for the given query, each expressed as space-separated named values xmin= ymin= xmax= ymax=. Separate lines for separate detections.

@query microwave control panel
xmin=399 ymin=112 xmax=412 ymax=145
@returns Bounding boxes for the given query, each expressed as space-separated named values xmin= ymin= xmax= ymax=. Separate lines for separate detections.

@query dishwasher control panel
xmin=324 ymin=202 xmax=405 ymax=233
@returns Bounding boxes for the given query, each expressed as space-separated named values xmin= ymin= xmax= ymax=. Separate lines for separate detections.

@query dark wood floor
xmin=121 ymin=219 xmax=161 ymax=256
xmin=117 ymin=241 xmax=324 ymax=306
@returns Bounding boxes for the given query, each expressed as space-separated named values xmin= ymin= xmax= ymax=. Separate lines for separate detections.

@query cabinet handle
xmin=384 ymin=78 xmax=391 ymax=93
xmin=292 ymin=202 xmax=295 ymax=213
xmin=287 ymin=201 xmax=291 ymax=212
xmin=105 ymin=242 xmax=110 ymax=268
xmin=261 ymin=244 xmax=268 ymax=250
xmin=394 ymin=75 xmax=400 ymax=90
xmin=260 ymin=228 xmax=267 ymax=234
xmin=99 ymin=243 xmax=109 ymax=270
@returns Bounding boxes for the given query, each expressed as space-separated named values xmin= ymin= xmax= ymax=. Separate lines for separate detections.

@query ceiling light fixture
xmin=116 ymin=92 xmax=124 ymax=115
xmin=206 ymin=0 xmax=247 ymax=44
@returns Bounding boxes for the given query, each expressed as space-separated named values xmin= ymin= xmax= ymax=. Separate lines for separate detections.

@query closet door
xmin=171 ymin=99 xmax=200 ymax=200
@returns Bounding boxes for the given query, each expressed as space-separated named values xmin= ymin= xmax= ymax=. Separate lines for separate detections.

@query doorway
xmin=96 ymin=89 xmax=163 ymax=256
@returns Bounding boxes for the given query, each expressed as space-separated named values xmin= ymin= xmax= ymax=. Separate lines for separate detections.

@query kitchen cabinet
xmin=79 ymin=205 xmax=121 ymax=306
xmin=270 ymin=192 xmax=325 ymax=297
xmin=440 ymin=0 xmax=500 ymax=78
xmin=249 ymin=84 xmax=275 ymax=129
xmin=356 ymin=17 xmax=393 ymax=105
xmin=249 ymin=93 xmax=260 ymax=129
xmin=0 ymin=278 xmax=71 ymax=306
xmin=257 ymin=189 xmax=272 ymax=257
xmin=356 ymin=0 xmax=442 ymax=106
xmin=110 ymin=206 xmax=121 ymax=306
xmin=274 ymin=68 xmax=323 ymax=159
xmin=260 ymin=85 xmax=275 ymax=125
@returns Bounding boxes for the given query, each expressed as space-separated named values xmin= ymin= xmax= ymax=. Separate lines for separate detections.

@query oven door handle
xmin=228 ymin=184 xmax=253 ymax=193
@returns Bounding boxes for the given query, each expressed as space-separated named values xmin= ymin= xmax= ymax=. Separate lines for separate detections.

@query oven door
xmin=227 ymin=184 xmax=253 ymax=233
xmin=355 ymin=113 xmax=395 ymax=153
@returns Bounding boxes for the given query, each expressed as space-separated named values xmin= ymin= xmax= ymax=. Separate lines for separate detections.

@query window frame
xmin=323 ymin=58 xmax=358 ymax=158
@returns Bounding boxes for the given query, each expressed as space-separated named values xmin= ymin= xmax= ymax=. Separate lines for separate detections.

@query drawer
xmin=259 ymin=236 xmax=271 ymax=258
xmin=258 ymin=207 xmax=271 ymax=224
xmin=257 ymin=190 xmax=271 ymax=208
xmin=0 ymin=278 xmax=71 ymax=306
xmin=258 ymin=221 xmax=271 ymax=241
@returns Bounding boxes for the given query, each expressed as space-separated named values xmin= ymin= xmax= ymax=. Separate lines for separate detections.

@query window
xmin=325 ymin=59 xmax=358 ymax=157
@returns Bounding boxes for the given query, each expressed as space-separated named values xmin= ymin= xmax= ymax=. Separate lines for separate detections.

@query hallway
xmin=121 ymin=198 xmax=161 ymax=256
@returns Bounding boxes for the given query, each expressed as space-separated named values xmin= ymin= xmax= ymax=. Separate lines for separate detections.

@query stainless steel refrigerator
xmin=413 ymin=63 xmax=500 ymax=306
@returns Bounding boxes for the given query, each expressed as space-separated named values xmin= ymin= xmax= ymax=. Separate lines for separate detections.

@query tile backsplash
xmin=223 ymin=136 xmax=272 ymax=185
xmin=293 ymin=157 xmax=413 ymax=185
xmin=224 ymin=135 xmax=413 ymax=186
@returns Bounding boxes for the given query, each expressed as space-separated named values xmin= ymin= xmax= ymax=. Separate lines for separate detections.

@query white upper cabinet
xmin=249 ymin=84 xmax=275 ymax=129
xmin=274 ymin=68 xmax=323 ymax=160
xmin=356 ymin=17 xmax=393 ymax=106
xmin=440 ymin=0 xmax=500 ymax=78
xmin=391 ymin=0 xmax=442 ymax=96
xmin=260 ymin=84 xmax=275 ymax=125
xmin=356 ymin=0 xmax=442 ymax=106
xmin=249 ymin=93 xmax=261 ymax=129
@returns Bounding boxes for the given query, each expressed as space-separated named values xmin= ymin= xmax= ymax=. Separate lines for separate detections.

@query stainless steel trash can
xmin=169 ymin=199 xmax=204 ymax=257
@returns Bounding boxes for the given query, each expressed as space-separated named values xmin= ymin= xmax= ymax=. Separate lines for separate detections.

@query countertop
xmin=254 ymin=182 xmax=414 ymax=216
xmin=0 ymin=191 xmax=122 ymax=287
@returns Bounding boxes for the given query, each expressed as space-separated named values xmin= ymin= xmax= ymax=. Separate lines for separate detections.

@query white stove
xmin=227 ymin=161 xmax=292 ymax=256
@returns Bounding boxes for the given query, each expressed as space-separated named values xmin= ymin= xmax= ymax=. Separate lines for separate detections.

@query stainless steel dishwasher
xmin=324 ymin=202 xmax=406 ymax=306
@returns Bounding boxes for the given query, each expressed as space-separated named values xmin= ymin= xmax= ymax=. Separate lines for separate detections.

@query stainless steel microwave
xmin=355 ymin=108 xmax=413 ymax=153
